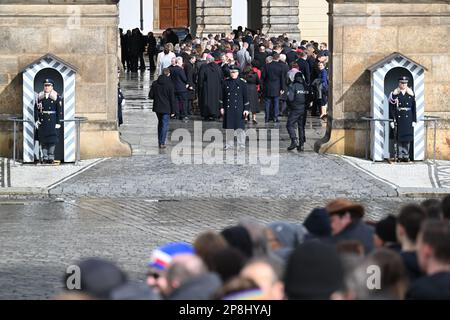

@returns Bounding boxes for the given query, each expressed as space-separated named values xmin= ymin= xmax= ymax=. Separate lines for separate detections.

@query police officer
xmin=389 ymin=76 xmax=417 ymax=162
xmin=220 ymin=65 xmax=250 ymax=150
xmin=286 ymin=72 xmax=309 ymax=152
xmin=34 ymin=79 xmax=62 ymax=164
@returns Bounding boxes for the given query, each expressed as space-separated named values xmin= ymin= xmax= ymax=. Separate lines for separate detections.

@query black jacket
xmin=287 ymin=74 xmax=309 ymax=110
xmin=297 ymin=58 xmax=311 ymax=85
xmin=149 ymin=75 xmax=177 ymax=114
xmin=283 ymin=47 xmax=298 ymax=65
xmin=330 ymin=219 xmax=375 ymax=254
xmin=170 ymin=65 xmax=189 ymax=94
xmin=261 ymin=61 xmax=287 ymax=97
xmin=168 ymin=273 xmax=222 ymax=300
xmin=34 ymin=91 xmax=62 ymax=144
xmin=406 ymin=272 xmax=450 ymax=300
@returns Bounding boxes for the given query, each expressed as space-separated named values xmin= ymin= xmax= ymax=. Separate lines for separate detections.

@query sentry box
xmin=367 ymin=52 xmax=427 ymax=162
xmin=21 ymin=53 xmax=78 ymax=163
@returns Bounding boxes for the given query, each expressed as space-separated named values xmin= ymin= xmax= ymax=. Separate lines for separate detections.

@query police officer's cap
xmin=398 ymin=76 xmax=409 ymax=83
xmin=229 ymin=65 xmax=240 ymax=72
xmin=43 ymin=78 xmax=55 ymax=86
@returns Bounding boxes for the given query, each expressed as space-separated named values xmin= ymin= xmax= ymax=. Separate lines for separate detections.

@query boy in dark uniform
xmin=389 ymin=76 xmax=417 ymax=162
xmin=34 ymin=79 xmax=62 ymax=164
xmin=220 ymin=66 xmax=250 ymax=150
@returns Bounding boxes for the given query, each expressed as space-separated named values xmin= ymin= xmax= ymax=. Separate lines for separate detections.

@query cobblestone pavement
xmin=0 ymin=66 xmax=436 ymax=300
xmin=49 ymin=153 xmax=397 ymax=199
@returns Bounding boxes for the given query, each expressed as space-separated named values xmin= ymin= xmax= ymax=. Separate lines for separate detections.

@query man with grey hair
xmin=166 ymin=254 xmax=222 ymax=300
xmin=237 ymin=42 xmax=252 ymax=72
xmin=170 ymin=56 xmax=190 ymax=120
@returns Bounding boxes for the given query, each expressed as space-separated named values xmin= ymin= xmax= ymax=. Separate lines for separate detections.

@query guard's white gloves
xmin=390 ymin=122 xmax=395 ymax=129
xmin=412 ymin=122 xmax=416 ymax=128
xmin=121 ymin=99 xmax=126 ymax=107
xmin=35 ymin=121 xmax=41 ymax=129
xmin=55 ymin=124 xmax=61 ymax=129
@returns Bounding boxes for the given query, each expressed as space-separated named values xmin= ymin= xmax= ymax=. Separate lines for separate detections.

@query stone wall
xmin=0 ymin=0 xmax=131 ymax=159
xmin=321 ymin=0 xmax=450 ymax=160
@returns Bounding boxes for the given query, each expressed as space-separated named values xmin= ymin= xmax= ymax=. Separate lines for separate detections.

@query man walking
xmin=149 ymin=68 xmax=177 ymax=149
xmin=286 ymin=72 xmax=309 ymax=152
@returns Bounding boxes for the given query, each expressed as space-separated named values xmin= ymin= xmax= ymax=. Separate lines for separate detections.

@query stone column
xmin=262 ymin=0 xmax=301 ymax=39
xmin=196 ymin=0 xmax=232 ymax=37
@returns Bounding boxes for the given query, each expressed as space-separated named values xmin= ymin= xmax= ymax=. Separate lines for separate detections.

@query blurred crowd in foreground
xmin=56 ymin=195 xmax=450 ymax=300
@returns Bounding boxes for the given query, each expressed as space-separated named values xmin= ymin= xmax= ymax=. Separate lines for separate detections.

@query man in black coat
xmin=286 ymin=72 xmax=309 ymax=152
xmin=197 ymin=55 xmax=223 ymax=121
xmin=184 ymin=55 xmax=197 ymax=116
xmin=171 ymin=57 xmax=191 ymax=120
xmin=147 ymin=32 xmax=157 ymax=72
xmin=34 ymin=79 xmax=62 ymax=164
xmin=253 ymin=44 xmax=268 ymax=69
xmin=389 ymin=76 xmax=417 ymax=162
xmin=406 ymin=221 xmax=450 ymax=300
xmin=261 ymin=53 xmax=286 ymax=123
xmin=220 ymin=66 xmax=250 ymax=150
xmin=296 ymin=52 xmax=311 ymax=86
xmin=282 ymin=43 xmax=298 ymax=65
xmin=149 ymin=68 xmax=177 ymax=148
xmin=129 ymin=28 xmax=142 ymax=73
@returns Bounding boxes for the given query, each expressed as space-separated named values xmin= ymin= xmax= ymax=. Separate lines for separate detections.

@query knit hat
xmin=67 ymin=258 xmax=127 ymax=300
xmin=303 ymin=207 xmax=332 ymax=238
xmin=284 ymin=242 xmax=344 ymax=300
xmin=148 ymin=242 xmax=194 ymax=271
xmin=375 ymin=215 xmax=398 ymax=243
xmin=221 ymin=226 xmax=253 ymax=258
xmin=268 ymin=221 xmax=307 ymax=249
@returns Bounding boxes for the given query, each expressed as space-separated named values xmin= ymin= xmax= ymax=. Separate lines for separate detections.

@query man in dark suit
xmin=261 ymin=53 xmax=286 ymax=123
xmin=170 ymin=57 xmax=191 ymax=120
xmin=296 ymin=52 xmax=311 ymax=86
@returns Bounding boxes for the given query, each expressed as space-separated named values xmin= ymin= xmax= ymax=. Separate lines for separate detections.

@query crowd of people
xmin=57 ymin=195 xmax=450 ymax=300
xmin=120 ymin=27 xmax=330 ymax=151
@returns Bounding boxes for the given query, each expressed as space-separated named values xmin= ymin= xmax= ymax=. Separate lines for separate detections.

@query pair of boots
xmin=287 ymin=139 xmax=304 ymax=152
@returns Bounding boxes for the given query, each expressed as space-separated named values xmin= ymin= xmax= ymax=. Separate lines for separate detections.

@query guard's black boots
xmin=287 ymin=139 xmax=298 ymax=151
xmin=297 ymin=144 xmax=304 ymax=152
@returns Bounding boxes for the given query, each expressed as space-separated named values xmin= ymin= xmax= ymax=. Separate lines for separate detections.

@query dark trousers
xmin=41 ymin=143 xmax=56 ymax=161
xmin=156 ymin=113 xmax=170 ymax=146
xmin=139 ymin=52 xmax=146 ymax=69
xmin=286 ymin=107 xmax=305 ymax=145
xmin=148 ymin=53 xmax=156 ymax=71
xmin=398 ymin=141 xmax=411 ymax=159
xmin=130 ymin=53 xmax=139 ymax=72
xmin=264 ymin=96 xmax=280 ymax=122
xmin=176 ymin=94 xmax=188 ymax=119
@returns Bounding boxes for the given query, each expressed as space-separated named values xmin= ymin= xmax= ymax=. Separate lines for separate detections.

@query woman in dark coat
xmin=243 ymin=66 xmax=260 ymax=124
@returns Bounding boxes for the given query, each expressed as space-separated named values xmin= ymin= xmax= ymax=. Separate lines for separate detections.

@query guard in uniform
xmin=220 ymin=66 xmax=250 ymax=150
xmin=389 ymin=76 xmax=417 ymax=162
xmin=286 ymin=72 xmax=309 ymax=152
xmin=34 ymin=79 xmax=62 ymax=164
